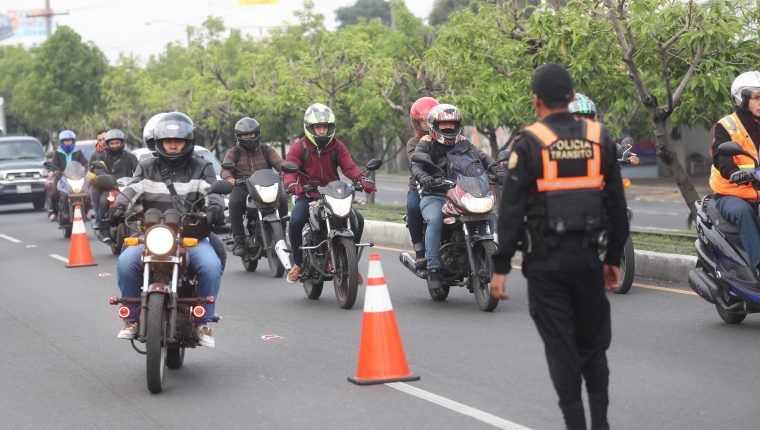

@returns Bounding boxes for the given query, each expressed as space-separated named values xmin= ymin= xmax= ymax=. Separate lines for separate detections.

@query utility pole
xmin=27 ymin=0 xmax=70 ymax=38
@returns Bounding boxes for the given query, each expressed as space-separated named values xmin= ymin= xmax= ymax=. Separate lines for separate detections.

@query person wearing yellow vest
xmin=709 ymin=71 xmax=760 ymax=275
xmin=490 ymin=64 xmax=629 ymax=430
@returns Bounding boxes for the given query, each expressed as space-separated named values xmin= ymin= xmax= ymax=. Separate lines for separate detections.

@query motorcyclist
xmin=49 ymin=130 xmax=88 ymax=222
xmin=411 ymin=104 xmax=500 ymax=291
xmin=709 ymin=71 xmax=760 ymax=277
xmin=283 ymin=103 xmax=376 ymax=284
xmin=143 ymin=112 xmax=166 ymax=151
xmin=221 ymin=117 xmax=286 ymax=256
xmin=109 ymin=112 xmax=226 ymax=347
xmin=88 ymin=130 xmax=108 ymax=226
xmin=90 ymin=129 xmax=139 ymax=240
xmin=406 ymin=97 xmax=439 ymax=270
xmin=569 ymin=93 xmax=640 ymax=166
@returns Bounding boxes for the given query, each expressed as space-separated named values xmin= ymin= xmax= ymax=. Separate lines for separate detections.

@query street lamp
xmin=145 ymin=20 xmax=191 ymax=46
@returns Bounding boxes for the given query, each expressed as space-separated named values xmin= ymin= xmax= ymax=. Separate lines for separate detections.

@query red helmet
xmin=410 ymin=97 xmax=439 ymax=137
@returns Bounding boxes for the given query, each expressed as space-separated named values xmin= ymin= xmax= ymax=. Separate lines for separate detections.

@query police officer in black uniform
xmin=490 ymin=64 xmax=629 ymax=430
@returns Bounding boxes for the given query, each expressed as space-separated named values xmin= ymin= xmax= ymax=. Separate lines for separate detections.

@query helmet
xmin=104 ymin=129 xmax=126 ymax=156
xmin=153 ymin=112 xmax=195 ymax=165
xmin=731 ymin=71 xmax=760 ymax=109
xmin=568 ymin=93 xmax=596 ymax=118
xmin=303 ymin=103 xmax=336 ymax=149
xmin=427 ymin=104 xmax=463 ymax=146
xmin=143 ymin=112 xmax=166 ymax=151
xmin=410 ymin=97 xmax=439 ymax=138
xmin=234 ymin=117 xmax=261 ymax=151
xmin=58 ymin=130 xmax=76 ymax=153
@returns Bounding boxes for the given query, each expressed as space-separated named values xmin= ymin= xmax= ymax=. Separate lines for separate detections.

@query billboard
xmin=1 ymin=9 xmax=55 ymax=40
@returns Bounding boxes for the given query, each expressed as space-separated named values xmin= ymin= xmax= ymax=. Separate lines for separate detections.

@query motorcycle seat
xmin=703 ymin=197 xmax=739 ymax=235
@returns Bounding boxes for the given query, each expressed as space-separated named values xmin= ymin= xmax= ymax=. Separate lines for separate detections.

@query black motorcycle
xmin=401 ymin=153 xmax=500 ymax=312
xmin=613 ymin=137 xmax=637 ymax=294
xmin=98 ymin=174 xmax=234 ymax=393
xmin=221 ymin=161 xmax=289 ymax=277
xmin=280 ymin=159 xmax=381 ymax=309
xmin=45 ymin=160 xmax=91 ymax=238
xmin=689 ymin=141 xmax=760 ymax=324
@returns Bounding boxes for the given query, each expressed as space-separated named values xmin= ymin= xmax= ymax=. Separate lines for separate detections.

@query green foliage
xmin=335 ymin=0 xmax=391 ymax=28
xmin=429 ymin=0 xmax=473 ymax=26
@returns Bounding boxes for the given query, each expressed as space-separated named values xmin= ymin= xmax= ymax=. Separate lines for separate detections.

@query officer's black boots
xmin=588 ymin=392 xmax=610 ymax=430
xmin=427 ymin=268 xmax=443 ymax=291
xmin=559 ymin=400 xmax=587 ymax=430
xmin=231 ymin=236 xmax=246 ymax=256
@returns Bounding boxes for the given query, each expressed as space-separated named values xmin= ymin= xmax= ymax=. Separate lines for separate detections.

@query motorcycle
xmin=100 ymin=176 xmax=137 ymax=255
xmin=400 ymin=152 xmax=500 ymax=312
xmin=280 ymin=159 xmax=382 ymax=309
xmin=614 ymin=137 xmax=637 ymax=294
xmin=220 ymin=161 xmax=290 ymax=277
xmin=689 ymin=141 xmax=760 ymax=324
xmin=97 ymin=174 xmax=234 ymax=393
xmin=45 ymin=160 xmax=90 ymax=238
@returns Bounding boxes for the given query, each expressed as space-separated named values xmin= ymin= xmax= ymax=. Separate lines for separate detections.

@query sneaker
xmin=357 ymin=273 xmax=364 ymax=284
xmin=48 ymin=213 xmax=57 ymax=222
xmin=427 ymin=268 xmax=443 ymax=291
xmin=231 ymin=237 xmax=246 ymax=256
xmin=194 ymin=325 xmax=215 ymax=348
xmin=117 ymin=322 xmax=138 ymax=340
xmin=287 ymin=265 xmax=303 ymax=284
xmin=414 ymin=258 xmax=427 ymax=271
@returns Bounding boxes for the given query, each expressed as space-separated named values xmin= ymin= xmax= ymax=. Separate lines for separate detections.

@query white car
xmin=131 ymin=146 xmax=230 ymax=226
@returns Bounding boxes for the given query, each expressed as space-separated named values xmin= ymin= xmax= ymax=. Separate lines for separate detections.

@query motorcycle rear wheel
xmin=166 ymin=346 xmax=185 ymax=369
xmin=265 ymin=222 xmax=286 ymax=278
xmin=63 ymin=225 xmax=72 ymax=238
xmin=716 ymin=303 xmax=747 ymax=324
xmin=429 ymin=285 xmax=450 ymax=301
xmin=145 ymin=294 xmax=167 ymax=394
xmin=241 ymin=253 xmax=259 ymax=272
xmin=304 ymin=278 xmax=324 ymax=299
xmin=613 ymin=236 xmax=635 ymax=294
xmin=471 ymin=240 xmax=499 ymax=312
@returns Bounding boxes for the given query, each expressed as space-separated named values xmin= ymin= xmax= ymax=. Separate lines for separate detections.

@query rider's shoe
xmin=231 ymin=236 xmax=246 ymax=256
xmin=117 ymin=322 xmax=138 ymax=340
xmin=358 ymin=273 xmax=364 ymax=284
xmin=427 ymin=268 xmax=443 ymax=290
xmin=287 ymin=265 xmax=302 ymax=283
xmin=48 ymin=213 xmax=57 ymax=222
xmin=193 ymin=325 xmax=215 ymax=348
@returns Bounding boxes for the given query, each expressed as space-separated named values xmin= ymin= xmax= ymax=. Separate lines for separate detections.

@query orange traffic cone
xmin=348 ymin=253 xmax=419 ymax=385
xmin=66 ymin=204 xmax=97 ymax=268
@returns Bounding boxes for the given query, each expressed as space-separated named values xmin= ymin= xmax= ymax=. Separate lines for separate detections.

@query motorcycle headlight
xmin=145 ymin=226 xmax=176 ymax=256
xmin=254 ymin=183 xmax=279 ymax=203
xmin=325 ymin=195 xmax=352 ymax=218
xmin=460 ymin=194 xmax=494 ymax=214
xmin=68 ymin=178 xmax=85 ymax=193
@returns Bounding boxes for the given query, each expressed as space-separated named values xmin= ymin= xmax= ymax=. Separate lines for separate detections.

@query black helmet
xmin=153 ymin=112 xmax=195 ymax=165
xmin=234 ymin=117 xmax=261 ymax=151
xmin=104 ymin=129 xmax=126 ymax=156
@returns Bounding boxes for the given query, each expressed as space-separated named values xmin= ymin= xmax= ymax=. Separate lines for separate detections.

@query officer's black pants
xmin=526 ymin=266 xmax=611 ymax=411
xmin=229 ymin=184 xmax=287 ymax=239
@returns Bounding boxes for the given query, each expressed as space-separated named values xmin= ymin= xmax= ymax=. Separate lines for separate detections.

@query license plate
xmin=16 ymin=185 xmax=32 ymax=194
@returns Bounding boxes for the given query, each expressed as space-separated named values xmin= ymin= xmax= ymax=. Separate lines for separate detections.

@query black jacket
xmin=91 ymin=151 xmax=139 ymax=180
xmin=492 ymin=112 xmax=629 ymax=274
xmin=711 ymin=109 xmax=760 ymax=179
xmin=52 ymin=149 xmax=88 ymax=172
xmin=410 ymin=139 xmax=497 ymax=196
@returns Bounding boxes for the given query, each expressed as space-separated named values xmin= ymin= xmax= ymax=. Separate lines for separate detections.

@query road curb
xmin=363 ymin=220 xmax=695 ymax=283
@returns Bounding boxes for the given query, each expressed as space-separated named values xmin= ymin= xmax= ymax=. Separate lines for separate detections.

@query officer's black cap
xmin=530 ymin=63 xmax=574 ymax=103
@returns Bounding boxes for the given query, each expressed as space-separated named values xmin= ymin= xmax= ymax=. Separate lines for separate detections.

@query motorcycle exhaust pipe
xmin=688 ymin=268 xmax=720 ymax=304
xmin=274 ymin=239 xmax=292 ymax=270
xmin=399 ymin=252 xmax=425 ymax=279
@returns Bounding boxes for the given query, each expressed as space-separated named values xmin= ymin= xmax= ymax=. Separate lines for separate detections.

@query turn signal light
xmin=124 ymin=237 xmax=139 ymax=247
xmin=622 ymin=178 xmax=632 ymax=188
xmin=109 ymin=296 xmax=117 ymax=305
xmin=192 ymin=306 xmax=206 ymax=318
xmin=207 ymin=295 xmax=215 ymax=303
xmin=118 ymin=306 xmax=131 ymax=319
xmin=107 ymin=195 xmax=116 ymax=202
xmin=183 ymin=238 xmax=198 ymax=247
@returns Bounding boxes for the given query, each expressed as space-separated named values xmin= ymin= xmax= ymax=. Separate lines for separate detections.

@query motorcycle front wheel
xmin=145 ymin=294 xmax=167 ymax=394
xmin=471 ymin=240 xmax=499 ymax=312
xmin=265 ymin=222 xmax=286 ymax=278
xmin=613 ymin=236 xmax=635 ymax=294
xmin=333 ymin=236 xmax=359 ymax=309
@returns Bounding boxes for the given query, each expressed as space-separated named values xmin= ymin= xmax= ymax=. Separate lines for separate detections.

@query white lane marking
xmin=49 ymin=254 xmax=69 ymax=263
xmin=386 ymin=382 xmax=532 ymax=430
xmin=0 ymin=234 xmax=22 ymax=243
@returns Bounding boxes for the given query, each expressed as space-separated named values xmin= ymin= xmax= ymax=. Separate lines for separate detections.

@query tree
xmin=335 ymin=0 xmax=391 ymax=28
xmin=0 ymin=45 xmax=33 ymax=135
xmin=429 ymin=0 xmax=472 ymax=26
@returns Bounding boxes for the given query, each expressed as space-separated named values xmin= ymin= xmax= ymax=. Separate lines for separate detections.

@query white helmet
xmin=730 ymin=71 xmax=760 ymax=108
xmin=142 ymin=112 xmax=166 ymax=150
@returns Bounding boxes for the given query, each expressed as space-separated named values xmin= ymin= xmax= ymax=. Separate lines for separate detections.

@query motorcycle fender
xmin=329 ymin=229 xmax=354 ymax=241
xmin=148 ymin=283 xmax=169 ymax=293
xmin=261 ymin=212 xmax=281 ymax=223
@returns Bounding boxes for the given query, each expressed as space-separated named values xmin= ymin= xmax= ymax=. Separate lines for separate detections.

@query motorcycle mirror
xmin=620 ymin=137 xmax=634 ymax=151
xmin=221 ymin=161 xmax=236 ymax=170
xmin=497 ymin=149 xmax=510 ymax=163
xmin=411 ymin=152 xmax=435 ymax=166
xmin=43 ymin=161 xmax=58 ymax=171
xmin=717 ymin=141 xmax=754 ymax=162
xmin=208 ymin=180 xmax=234 ymax=195
xmin=280 ymin=162 xmax=300 ymax=174
xmin=94 ymin=174 xmax=118 ymax=189
xmin=366 ymin=158 xmax=382 ymax=171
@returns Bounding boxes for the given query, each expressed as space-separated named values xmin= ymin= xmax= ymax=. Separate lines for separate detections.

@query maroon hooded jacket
xmin=282 ymin=137 xmax=363 ymax=197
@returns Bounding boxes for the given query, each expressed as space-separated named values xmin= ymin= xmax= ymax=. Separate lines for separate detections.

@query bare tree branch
xmin=671 ymin=43 xmax=705 ymax=108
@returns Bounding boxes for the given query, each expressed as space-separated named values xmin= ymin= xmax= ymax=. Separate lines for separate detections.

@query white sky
xmin=1 ymin=0 xmax=435 ymax=62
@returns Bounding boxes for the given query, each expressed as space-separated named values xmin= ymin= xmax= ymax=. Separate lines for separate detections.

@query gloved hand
xmin=108 ymin=206 xmax=126 ymax=224
xmin=730 ymin=170 xmax=755 ymax=185
xmin=488 ymin=165 xmax=506 ymax=184
xmin=287 ymin=182 xmax=304 ymax=196
xmin=360 ymin=176 xmax=376 ymax=193
xmin=206 ymin=205 xmax=225 ymax=227
xmin=418 ymin=175 xmax=435 ymax=192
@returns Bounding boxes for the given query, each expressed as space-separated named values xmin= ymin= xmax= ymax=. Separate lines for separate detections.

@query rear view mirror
xmin=497 ymin=150 xmax=510 ymax=163
xmin=208 ymin=180 xmax=234 ymax=195
xmin=221 ymin=161 xmax=235 ymax=170
xmin=43 ymin=161 xmax=58 ymax=171
xmin=280 ymin=162 xmax=299 ymax=174
xmin=366 ymin=158 xmax=382 ymax=171
xmin=620 ymin=137 xmax=633 ymax=151
xmin=94 ymin=174 xmax=118 ymax=189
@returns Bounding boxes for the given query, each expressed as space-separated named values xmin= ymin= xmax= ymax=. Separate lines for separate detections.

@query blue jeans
xmin=420 ymin=195 xmax=447 ymax=270
xmin=406 ymin=190 xmax=425 ymax=252
xmin=716 ymin=195 xmax=760 ymax=271
xmin=288 ymin=197 xmax=364 ymax=266
xmin=90 ymin=187 xmax=102 ymax=228
xmin=116 ymin=238 xmax=223 ymax=322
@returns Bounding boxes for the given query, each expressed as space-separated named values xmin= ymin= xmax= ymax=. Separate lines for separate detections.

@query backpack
xmin=446 ymin=141 xmax=485 ymax=181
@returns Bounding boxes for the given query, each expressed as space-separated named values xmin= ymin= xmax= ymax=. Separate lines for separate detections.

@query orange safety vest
xmin=709 ymin=113 xmax=759 ymax=201
xmin=524 ymin=119 xmax=605 ymax=192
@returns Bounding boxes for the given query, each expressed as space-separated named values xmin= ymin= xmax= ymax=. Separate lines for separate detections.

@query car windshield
xmin=0 ymin=140 xmax=45 ymax=161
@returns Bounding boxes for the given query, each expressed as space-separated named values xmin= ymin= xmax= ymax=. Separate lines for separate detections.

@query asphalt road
xmin=2 ymin=202 xmax=759 ymax=429
xmin=371 ymin=174 xmax=700 ymax=231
